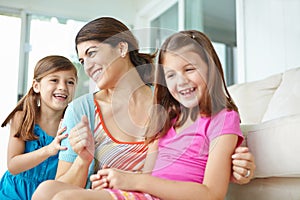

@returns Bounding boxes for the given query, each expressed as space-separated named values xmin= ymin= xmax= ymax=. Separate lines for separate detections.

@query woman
xmin=32 ymin=17 xmax=255 ymax=200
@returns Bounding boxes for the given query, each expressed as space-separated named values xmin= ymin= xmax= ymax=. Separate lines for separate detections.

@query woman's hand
xmin=231 ymin=147 xmax=256 ymax=184
xmin=46 ymin=126 xmax=68 ymax=156
xmin=69 ymin=115 xmax=95 ymax=163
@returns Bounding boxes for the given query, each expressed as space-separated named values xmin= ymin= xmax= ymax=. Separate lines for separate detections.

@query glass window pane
xmin=185 ymin=0 xmax=204 ymax=31
xmin=151 ymin=3 xmax=178 ymax=49
xmin=0 ymin=14 xmax=21 ymax=176
xmin=212 ymin=42 xmax=227 ymax=80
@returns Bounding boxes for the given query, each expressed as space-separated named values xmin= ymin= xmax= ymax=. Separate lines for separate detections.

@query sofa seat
xmin=227 ymin=177 xmax=300 ymax=200
xmin=225 ymin=67 xmax=300 ymax=200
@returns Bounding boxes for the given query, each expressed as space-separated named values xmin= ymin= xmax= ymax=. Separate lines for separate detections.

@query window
xmin=0 ymin=12 xmax=21 ymax=176
xmin=150 ymin=3 xmax=178 ymax=50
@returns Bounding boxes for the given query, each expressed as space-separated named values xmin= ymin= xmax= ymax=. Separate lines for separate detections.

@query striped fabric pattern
xmin=93 ymin=100 xmax=148 ymax=172
xmin=106 ymin=189 xmax=160 ymax=200
xmin=93 ymin=100 xmax=159 ymax=199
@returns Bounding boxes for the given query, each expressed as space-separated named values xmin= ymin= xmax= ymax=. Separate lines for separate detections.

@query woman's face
xmin=162 ymin=49 xmax=208 ymax=108
xmin=77 ymin=40 xmax=125 ymax=90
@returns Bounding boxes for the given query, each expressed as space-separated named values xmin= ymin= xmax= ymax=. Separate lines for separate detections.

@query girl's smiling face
xmin=162 ymin=49 xmax=208 ymax=109
xmin=33 ymin=69 xmax=77 ymax=111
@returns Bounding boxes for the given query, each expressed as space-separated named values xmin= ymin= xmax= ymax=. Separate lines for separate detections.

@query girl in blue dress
xmin=0 ymin=55 xmax=78 ymax=200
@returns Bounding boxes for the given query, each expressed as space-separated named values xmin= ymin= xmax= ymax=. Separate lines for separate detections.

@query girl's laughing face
xmin=162 ymin=49 xmax=208 ymax=109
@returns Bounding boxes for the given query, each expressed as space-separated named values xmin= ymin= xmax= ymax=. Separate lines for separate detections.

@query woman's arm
xmin=142 ymin=140 xmax=158 ymax=174
xmin=98 ymin=134 xmax=238 ymax=200
xmin=55 ymin=158 xmax=91 ymax=188
xmin=55 ymin=116 xmax=94 ymax=188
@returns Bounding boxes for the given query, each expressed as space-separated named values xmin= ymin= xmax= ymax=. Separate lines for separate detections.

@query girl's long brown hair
xmin=1 ymin=55 xmax=78 ymax=141
xmin=146 ymin=30 xmax=238 ymax=142
xmin=75 ymin=17 xmax=156 ymax=85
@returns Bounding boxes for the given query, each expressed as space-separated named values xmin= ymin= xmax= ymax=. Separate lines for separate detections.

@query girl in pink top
xmin=46 ymin=30 xmax=246 ymax=200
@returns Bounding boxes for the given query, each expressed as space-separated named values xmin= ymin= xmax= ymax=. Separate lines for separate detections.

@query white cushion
xmin=262 ymin=67 xmax=300 ymax=122
xmin=241 ymin=115 xmax=300 ymax=178
xmin=228 ymin=74 xmax=282 ymax=124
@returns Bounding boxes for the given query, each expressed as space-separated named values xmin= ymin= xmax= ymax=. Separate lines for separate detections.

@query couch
xmin=225 ymin=67 xmax=300 ymax=200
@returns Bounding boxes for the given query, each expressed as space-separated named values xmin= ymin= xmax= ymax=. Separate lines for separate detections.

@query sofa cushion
xmin=228 ymin=74 xmax=282 ymax=124
xmin=226 ymin=177 xmax=300 ymax=200
xmin=262 ymin=67 xmax=300 ymax=122
xmin=241 ymin=115 xmax=300 ymax=178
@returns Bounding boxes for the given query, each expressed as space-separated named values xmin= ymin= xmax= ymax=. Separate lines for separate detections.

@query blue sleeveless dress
xmin=0 ymin=124 xmax=58 ymax=200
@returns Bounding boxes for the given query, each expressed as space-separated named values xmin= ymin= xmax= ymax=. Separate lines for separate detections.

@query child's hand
xmin=90 ymin=172 xmax=109 ymax=190
xmin=90 ymin=165 xmax=110 ymax=190
xmin=46 ymin=126 xmax=68 ymax=156
xmin=69 ymin=115 xmax=95 ymax=163
xmin=94 ymin=168 xmax=138 ymax=191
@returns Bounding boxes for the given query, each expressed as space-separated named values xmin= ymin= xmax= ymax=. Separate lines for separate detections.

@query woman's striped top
xmin=93 ymin=100 xmax=148 ymax=172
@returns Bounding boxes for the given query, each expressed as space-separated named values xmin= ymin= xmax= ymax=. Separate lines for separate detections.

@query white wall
xmin=237 ymin=0 xmax=300 ymax=82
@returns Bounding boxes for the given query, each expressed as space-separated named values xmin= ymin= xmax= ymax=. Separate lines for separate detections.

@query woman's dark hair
xmin=75 ymin=17 xmax=156 ymax=85
xmin=1 ymin=55 xmax=78 ymax=141
xmin=146 ymin=30 xmax=238 ymax=142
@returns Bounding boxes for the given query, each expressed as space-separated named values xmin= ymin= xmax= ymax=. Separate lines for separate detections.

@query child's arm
xmin=97 ymin=134 xmax=238 ymax=200
xmin=7 ymin=111 xmax=67 ymax=175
